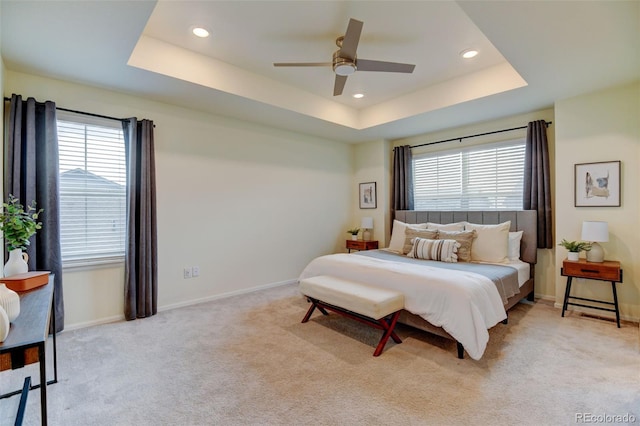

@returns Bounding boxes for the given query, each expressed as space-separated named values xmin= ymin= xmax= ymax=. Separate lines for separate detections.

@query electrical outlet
xmin=183 ymin=268 xmax=192 ymax=279
xmin=192 ymin=266 xmax=200 ymax=277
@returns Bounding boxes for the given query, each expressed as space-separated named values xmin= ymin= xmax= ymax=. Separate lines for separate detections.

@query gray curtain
xmin=5 ymin=94 xmax=64 ymax=332
xmin=523 ymin=120 xmax=553 ymax=249
xmin=123 ymin=118 xmax=157 ymax=320
xmin=392 ymin=145 xmax=414 ymax=212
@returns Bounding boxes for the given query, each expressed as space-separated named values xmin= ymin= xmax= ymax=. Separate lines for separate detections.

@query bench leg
xmin=456 ymin=342 xmax=464 ymax=359
xmin=373 ymin=311 xmax=402 ymax=357
xmin=301 ymin=298 xmax=330 ymax=323
xmin=301 ymin=303 xmax=316 ymax=323
xmin=302 ymin=298 xmax=402 ymax=357
xmin=380 ymin=315 xmax=402 ymax=344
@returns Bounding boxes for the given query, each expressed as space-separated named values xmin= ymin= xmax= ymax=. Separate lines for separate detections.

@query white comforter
xmin=298 ymin=253 xmax=507 ymax=360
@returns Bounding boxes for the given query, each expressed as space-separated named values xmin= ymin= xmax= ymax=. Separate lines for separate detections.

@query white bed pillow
xmin=407 ymin=238 xmax=460 ymax=262
xmin=508 ymin=231 xmax=524 ymax=261
xmin=465 ymin=221 xmax=511 ymax=263
xmin=387 ymin=220 xmax=427 ymax=253
xmin=426 ymin=222 xmax=466 ymax=231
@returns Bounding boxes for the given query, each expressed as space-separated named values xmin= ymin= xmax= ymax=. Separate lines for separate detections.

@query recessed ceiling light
xmin=192 ymin=27 xmax=210 ymax=38
xmin=461 ymin=49 xmax=478 ymax=59
xmin=353 ymin=93 xmax=364 ymax=99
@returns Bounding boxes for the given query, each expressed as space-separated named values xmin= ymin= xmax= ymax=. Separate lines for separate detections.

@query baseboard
xmin=553 ymin=302 xmax=639 ymax=324
xmin=534 ymin=294 xmax=555 ymax=303
xmin=61 ymin=279 xmax=297 ymax=333
xmin=535 ymin=292 xmax=638 ymax=324
xmin=158 ymin=279 xmax=296 ymax=313
xmin=63 ymin=314 xmax=126 ymax=332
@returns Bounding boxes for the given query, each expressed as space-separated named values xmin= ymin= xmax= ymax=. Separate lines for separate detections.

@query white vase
xmin=0 ymin=283 xmax=20 ymax=322
xmin=0 ymin=306 xmax=9 ymax=343
xmin=567 ymin=252 xmax=580 ymax=261
xmin=351 ymin=235 xmax=358 ymax=241
xmin=4 ymin=248 xmax=29 ymax=277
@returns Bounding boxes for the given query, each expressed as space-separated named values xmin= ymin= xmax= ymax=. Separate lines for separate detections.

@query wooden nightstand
xmin=561 ymin=258 xmax=622 ymax=327
xmin=346 ymin=240 xmax=379 ymax=253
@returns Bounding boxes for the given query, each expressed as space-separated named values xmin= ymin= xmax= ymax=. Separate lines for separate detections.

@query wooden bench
xmin=299 ymin=275 xmax=404 ymax=356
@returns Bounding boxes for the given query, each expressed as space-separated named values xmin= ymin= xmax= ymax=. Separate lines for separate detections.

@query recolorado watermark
xmin=576 ymin=413 xmax=637 ymax=423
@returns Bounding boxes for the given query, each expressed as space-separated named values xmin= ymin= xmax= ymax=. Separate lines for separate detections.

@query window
xmin=57 ymin=112 xmax=126 ymax=266
xmin=412 ymin=139 xmax=525 ymax=210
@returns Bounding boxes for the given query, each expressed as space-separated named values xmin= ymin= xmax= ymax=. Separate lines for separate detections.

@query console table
xmin=0 ymin=277 xmax=57 ymax=425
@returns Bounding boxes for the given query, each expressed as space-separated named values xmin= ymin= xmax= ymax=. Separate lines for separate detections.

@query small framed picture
xmin=575 ymin=161 xmax=621 ymax=207
xmin=359 ymin=182 xmax=377 ymax=209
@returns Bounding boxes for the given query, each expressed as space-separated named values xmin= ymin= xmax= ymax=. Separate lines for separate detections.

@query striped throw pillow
xmin=407 ymin=238 xmax=460 ymax=263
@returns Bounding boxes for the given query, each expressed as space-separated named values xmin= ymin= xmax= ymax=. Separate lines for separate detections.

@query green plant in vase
xmin=558 ymin=239 xmax=591 ymax=261
xmin=347 ymin=227 xmax=360 ymax=240
xmin=0 ymin=195 xmax=43 ymax=276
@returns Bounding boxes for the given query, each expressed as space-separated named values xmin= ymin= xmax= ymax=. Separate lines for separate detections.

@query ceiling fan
xmin=274 ymin=18 xmax=416 ymax=96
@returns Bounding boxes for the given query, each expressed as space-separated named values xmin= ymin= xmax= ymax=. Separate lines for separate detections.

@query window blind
xmin=413 ymin=139 xmax=525 ymax=210
xmin=57 ymin=112 xmax=126 ymax=264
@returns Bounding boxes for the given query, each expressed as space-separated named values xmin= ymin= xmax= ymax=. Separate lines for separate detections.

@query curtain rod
xmin=410 ymin=121 xmax=552 ymax=149
xmin=4 ymin=96 xmax=129 ymax=123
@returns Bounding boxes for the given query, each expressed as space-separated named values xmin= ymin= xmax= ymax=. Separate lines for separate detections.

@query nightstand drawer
xmin=562 ymin=259 xmax=621 ymax=282
xmin=346 ymin=240 xmax=378 ymax=251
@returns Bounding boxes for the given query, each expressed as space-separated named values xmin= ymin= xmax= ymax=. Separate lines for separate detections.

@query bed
xmin=299 ymin=210 xmax=537 ymax=360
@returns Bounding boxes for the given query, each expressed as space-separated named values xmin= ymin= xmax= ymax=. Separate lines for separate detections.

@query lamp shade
xmin=581 ymin=221 xmax=609 ymax=242
xmin=361 ymin=217 xmax=374 ymax=229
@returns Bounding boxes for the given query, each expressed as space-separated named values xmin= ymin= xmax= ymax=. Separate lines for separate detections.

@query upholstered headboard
xmin=394 ymin=210 xmax=538 ymax=265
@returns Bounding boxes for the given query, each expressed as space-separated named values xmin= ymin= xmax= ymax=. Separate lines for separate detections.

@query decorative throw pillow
xmin=407 ymin=238 xmax=460 ymax=263
xmin=387 ymin=220 xmax=427 ymax=253
xmin=402 ymin=228 xmax=438 ymax=255
xmin=508 ymin=231 xmax=524 ymax=261
xmin=465 ymin=221 xmax=511 ymax=263
xmin=426 ymin=222 xmax=466 ymax=232
xmin=437 ymin=230 xmax=476 ymax=262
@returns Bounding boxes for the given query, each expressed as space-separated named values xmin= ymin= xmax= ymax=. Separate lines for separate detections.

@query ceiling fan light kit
xmin=333 ymin=57 xmax=356 ymax=76
xmin=274 ymin=18 xmax=415 ymax=96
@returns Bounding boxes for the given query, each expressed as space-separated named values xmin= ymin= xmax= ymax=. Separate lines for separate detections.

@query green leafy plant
xmin=558 ymin=239 xmax=592 ymax=253
xmin=347 ymin=227 xmax=360 ymax=236
xmin=0 ymin=194 xmax=43 ymax=251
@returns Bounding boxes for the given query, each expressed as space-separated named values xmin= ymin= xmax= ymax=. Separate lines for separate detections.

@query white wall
xmin=351 ymin=139 xmax=390 ymax=246
xmin=390 ymin=109 xmax=557 ymax=300
xmin=1 ymin=2 xmax=4 ymax=210
xmin=4 ymin=71 xmax=353 ymax=329
xmin=555 ymin=81 xmax=639 ymax=321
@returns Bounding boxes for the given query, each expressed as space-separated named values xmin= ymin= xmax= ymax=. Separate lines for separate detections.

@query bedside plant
xmin=558 ymin=239 xmax=591 ymax=261
xmin=347 ymin=227 xmax=360 ymax=241
xmin=558 ymin=239 xmax=592 ymax=253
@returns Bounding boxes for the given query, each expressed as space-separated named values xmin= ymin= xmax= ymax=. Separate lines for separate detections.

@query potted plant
xmin=0 ymin=195 xmax=43 ymax=276
xmin=558 ymin=239 xmax=591 ymax=261
xmin=347 ymin=227 xmax=360 ymax=241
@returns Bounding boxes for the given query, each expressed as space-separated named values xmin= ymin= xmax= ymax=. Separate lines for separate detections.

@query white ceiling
xmin=2 ymin=1 xmax=639 ymax=143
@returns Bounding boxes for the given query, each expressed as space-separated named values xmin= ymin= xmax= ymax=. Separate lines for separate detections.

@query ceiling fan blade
xmin=333 ymin=75 xmax=347 ymax=96
xmin=339 ymin=19 xmax=363 ymax=60
xmin=273 ymin=62 xmax=332 ymax=67
xmin=356 ymin=59 xmax=415 ymax=73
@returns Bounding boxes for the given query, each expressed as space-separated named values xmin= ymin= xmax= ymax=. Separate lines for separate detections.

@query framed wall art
xmin=359 ymin=182 xmax=377 ymax=209
xmin=574 ymin=160 xmax=621 ymax=207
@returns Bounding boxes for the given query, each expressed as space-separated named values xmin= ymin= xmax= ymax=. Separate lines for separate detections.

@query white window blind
xmin=413 ymin=139 xmax=525 ymax=210
xmin=57 ymin=112 xmax=126 ymax=265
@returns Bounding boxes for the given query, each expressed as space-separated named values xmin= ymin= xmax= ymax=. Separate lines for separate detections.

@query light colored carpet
xmin=1 ymin=283 xmax=638 ymax=425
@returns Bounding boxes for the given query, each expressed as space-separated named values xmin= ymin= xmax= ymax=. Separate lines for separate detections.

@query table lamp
xmin=361 ymin=217 xmax=374 ymax=241
xmin=581 ymin=221 xmax=608 ymax=263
